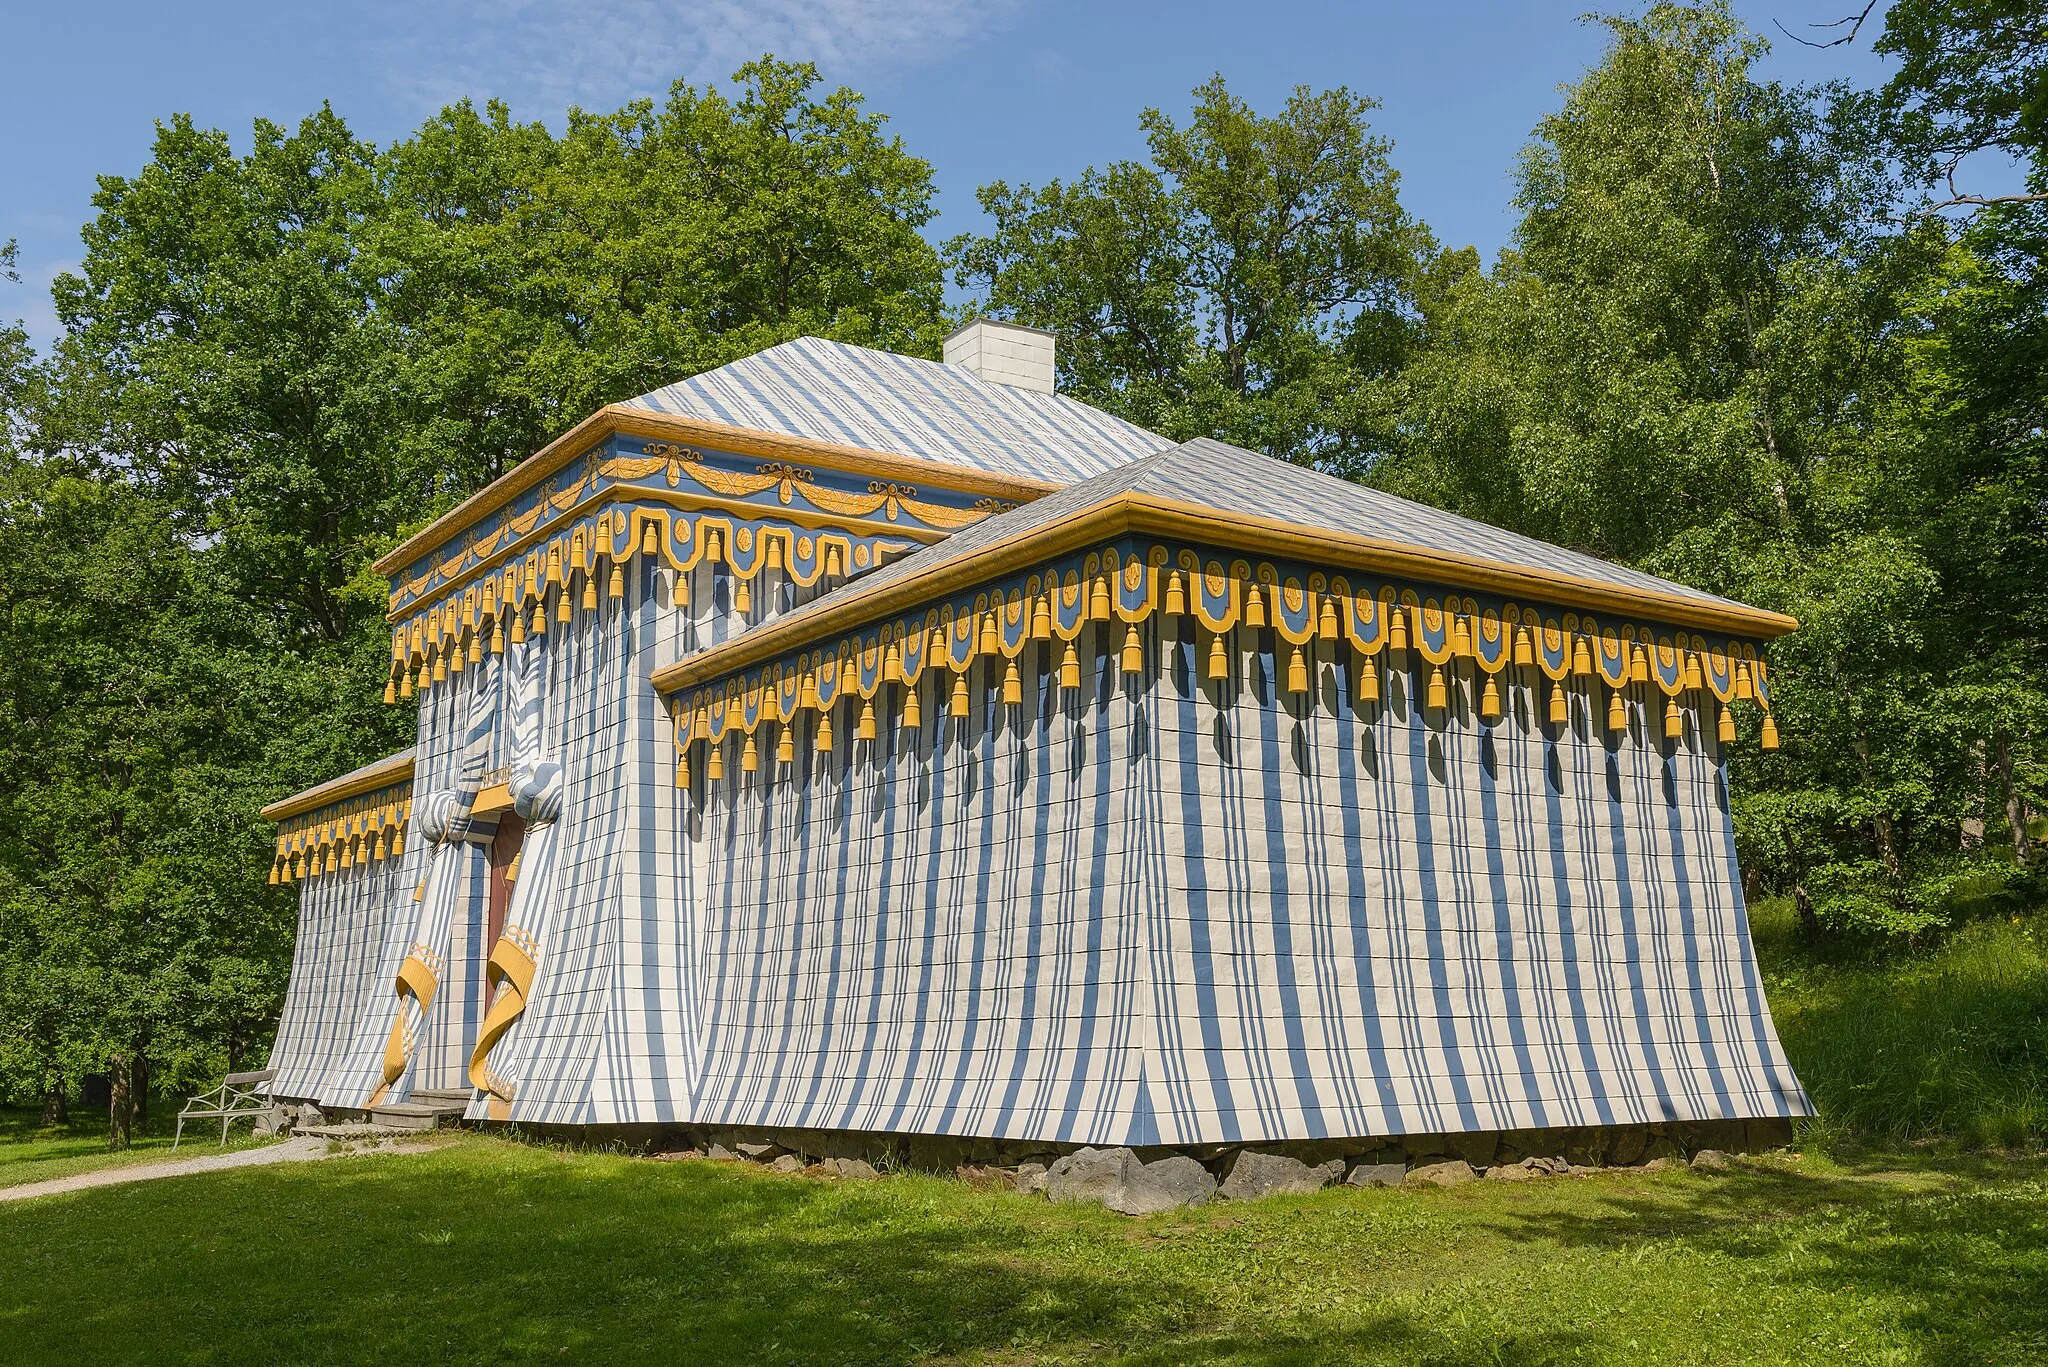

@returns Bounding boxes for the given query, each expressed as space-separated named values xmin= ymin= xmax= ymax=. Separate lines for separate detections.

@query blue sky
xmin=0 ymin=1 xmax=1991 ymax=350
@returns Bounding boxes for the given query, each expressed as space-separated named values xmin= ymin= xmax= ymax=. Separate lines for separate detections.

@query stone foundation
xmin=483 ymin=1115 xmax=1796 ymax=1177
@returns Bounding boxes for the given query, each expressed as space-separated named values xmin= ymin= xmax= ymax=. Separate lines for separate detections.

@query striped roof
xmin=625 ymin=336 xmax=1172 ymax=483
xmin=1151 ymin=439 xmax=1748 ymax=610
xmin=798 ymin=437 xmax=1754 ymax=618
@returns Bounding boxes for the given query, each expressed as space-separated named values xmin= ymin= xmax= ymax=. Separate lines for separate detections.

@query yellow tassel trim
xmin=1664 ymin=698 xmax=1682 ymax=739
xmin=902 ymin=684 xmax=922 ymax=731
xmin=1481 ymin=675 xmax=1501 ymax=720
xmin=1165 ymin=571 xmax=1186 ymax=617
xmin=608 ymin=564 xmax=624 ymax=600
xmin=1607 ymin=689 xmax=1627 ymax=733
xmin=1121 ymin=626 xmax=1143 ymax=676
xmin=1549 ymin=682 xmax=1568 ymax=725
xmin=1004 ymin=658 xmax=1023 ymax=703
xmin=857 ymin=699 xmax=877 ymax=741
xmin=1287 ymin=646 xmax=1308 ymax=695
xmin=741 ymin=734 xmax=758 ymax=772
xmin=1354 ymin=653 xmax=1379 ymax=704
xmin=1426 ymin=666 xmax=1447 ymax=713
xmin=1718 ymin=705 xmax=1735 ymax=743
xmin=776 ymin=724 xmax=795 ymax=764
xmin=1761 ymin=713 xmax=1780 ymax=749
xmin=950 ymin=671 xmax=970 ymax=719
xmin=1207 ymin=632 xmax=1229 ymax=682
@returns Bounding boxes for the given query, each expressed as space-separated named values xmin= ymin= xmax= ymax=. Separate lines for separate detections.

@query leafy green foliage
xmin=1376 ymin=2 xmax=2044 ymax=937
xmin=0 ymin=59 xmax=946 ymax=1140
xmin=946 ymin=76 xmax=1432 ymax=471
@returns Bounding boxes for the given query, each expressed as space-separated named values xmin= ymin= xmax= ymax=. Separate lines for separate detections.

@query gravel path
xmin=1 ymin=1136 xmax=341 ymax=1203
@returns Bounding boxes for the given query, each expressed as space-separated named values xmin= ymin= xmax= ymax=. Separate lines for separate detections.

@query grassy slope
xmin=0 ymin=1137 xmax=2043 ymax=1366
xmin=1754 ymin=899 xmax=2048 ymax=1149
xmin=2 ymin=907 xmax=2045 ymax=1365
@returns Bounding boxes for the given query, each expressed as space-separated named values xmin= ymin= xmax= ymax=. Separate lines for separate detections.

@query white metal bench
xmin=173 ymin=1068 xmax=278 ymax=1148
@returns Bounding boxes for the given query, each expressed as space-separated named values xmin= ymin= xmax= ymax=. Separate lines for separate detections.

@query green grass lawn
xmin=0 ymin=1105 xmax=278 ymax=1190
xmin=2 ymin=904 xmax=2045 ymax=1366
xmin=0 ymin=1135 xmax=2043 ymax=1365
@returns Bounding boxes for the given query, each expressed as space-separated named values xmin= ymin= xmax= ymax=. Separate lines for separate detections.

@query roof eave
xmin=650 ymin=490 xmax=1799 ymax=696
xmin=372 ymin=405 xmax=1062 ymax=577
xmin=260 ymin=751 xmax=417 ymax=822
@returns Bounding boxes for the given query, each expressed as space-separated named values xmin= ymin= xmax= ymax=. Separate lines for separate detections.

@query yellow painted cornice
xmin=261 ymin=751 xmax=416 ymax=823
xmin=650 ymin=491 xmax=1799 ymax=695
xmin=383 ymin=480 xmax=946 ymax=624
xmin=374 ymin=405 xmax=1061 ymax=577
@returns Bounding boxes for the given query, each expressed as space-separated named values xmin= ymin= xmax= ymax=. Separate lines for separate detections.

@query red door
xmin=485 ymin=813 xmax=527 ymax=1005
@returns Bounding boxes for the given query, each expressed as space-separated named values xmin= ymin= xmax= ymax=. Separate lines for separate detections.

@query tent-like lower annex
xmin=265 ymin=435 xmax=1810 ymax=1163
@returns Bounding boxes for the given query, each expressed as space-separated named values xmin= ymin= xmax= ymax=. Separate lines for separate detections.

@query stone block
xmin=1044 ymin=1147 xmax=1214 ymax=1214
xmin=1015 ymin=1161 xmax=1049 ymax=1196
xmin=1346 ymin=1162 xmax=1406 ymax=1189
xmin=1046 ymin=1147 xmax=1135 ymax=1207
xmin=769 ymin=1154 xmax=805 ymax=1174
xmin=1136 ymin=1155 xmax=1217 ymax=1211
xmin=1690 ymin=1149 xmax=1732 ymax=1173
xmin=1404 ymin=1160 xmax=1476 ymax=1188
xmin=1220 ymin=1150 xmax=1343 ymax=1201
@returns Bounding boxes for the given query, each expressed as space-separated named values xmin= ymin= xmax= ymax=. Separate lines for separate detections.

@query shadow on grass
xmin=3 ymin=1140 xmax=2045 ymax=1365
xmin=0 ymin=1139 xmax=1594 ymax=1367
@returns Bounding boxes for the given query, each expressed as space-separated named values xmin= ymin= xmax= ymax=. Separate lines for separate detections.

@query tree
xmin=1872 ymin=0 xmax=2048 ymax=210
xmin=377 ymin=57 xmax=947 ymax=490
xmin=3 ymin=57 xmax=951 ymax=1129
xmin=1376 ymin=2 xmax=2040 ymax=935
xmin=947 ymin=76 xmax=1432 ymax=471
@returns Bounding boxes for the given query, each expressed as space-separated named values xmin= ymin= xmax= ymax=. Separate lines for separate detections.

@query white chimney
xmin=943 ymin=318 xmax=1056 ymax=394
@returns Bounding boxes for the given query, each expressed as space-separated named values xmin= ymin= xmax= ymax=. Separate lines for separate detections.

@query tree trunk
xmin=107 ymin=1051 xmax=132 ymax=1151
xmin=1997 ymin=733 xmax=2032 ymax=866
xmin=133 ymin=1054 xmax=148 ymax=1126
xmin=40 ymin=1080 xmax=67 ymax=1128
xmin=1850 ymin=733 xmax=1904 ymax=881
xmin=1963 ymin=739 xmax=1987 ymax=851
xmin=1793 ymin=881 xmax=1820 ymax=942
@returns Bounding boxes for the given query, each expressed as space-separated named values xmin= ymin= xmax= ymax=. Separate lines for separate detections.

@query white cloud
xmin=375 ymin=0 xmax=1022 ymax=115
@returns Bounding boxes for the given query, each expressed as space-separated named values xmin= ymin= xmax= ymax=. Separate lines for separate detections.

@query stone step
xmin=370 ymin=1100 xmax=468 ymax=1132
xmin=299 ymin=1123 xmax=411 ymax=1141
xmin=408 ymin=1088 xmax=474 ymax=1105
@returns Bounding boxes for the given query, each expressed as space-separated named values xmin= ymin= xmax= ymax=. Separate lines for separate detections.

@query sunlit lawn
xmin=0 ymin=1133 xmax=2044 ymax=1366
xmin=0 ymin=1105 xmax=277 ymax=1190
xmin=3 ymin=902 xmax=2045 ymax=1364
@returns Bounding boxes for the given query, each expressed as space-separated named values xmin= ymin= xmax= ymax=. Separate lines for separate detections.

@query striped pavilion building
xmin=261 ymin=322 xmax=1809 ymax=1160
